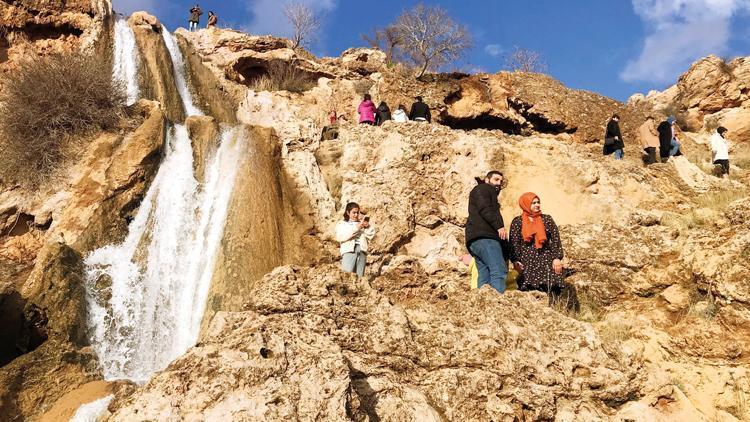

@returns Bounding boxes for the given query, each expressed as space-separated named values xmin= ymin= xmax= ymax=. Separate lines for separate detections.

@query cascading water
xmin=162 ymin=26 xmax=203 ymax=117
xmin=84 ymin=25 xmax=242 ymax=383
xmin=84 ymin=125 xmax=242 ymax=382
xmin=112 ymin=16 xmax=140 ymax=105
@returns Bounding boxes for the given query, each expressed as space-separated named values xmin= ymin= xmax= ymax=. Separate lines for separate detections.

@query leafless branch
xmin=504 ymin=46 xmax=548 ymax=73
xmin=283 ymin=2 xmax=321 ymax=50
xmin=392 ymin=3 xmax=473 ymax=78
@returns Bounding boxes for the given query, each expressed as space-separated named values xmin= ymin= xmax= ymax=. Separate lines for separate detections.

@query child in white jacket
xmin=335 ymin=202 xmax=376 ymax=277
xmin=710 ymin=126 xmax=730 ymax=178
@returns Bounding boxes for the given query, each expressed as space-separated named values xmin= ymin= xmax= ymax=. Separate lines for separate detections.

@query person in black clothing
xmin=375 ymin=101 xmax=391 ymax=126
xmin=603 ymin=114 xmax=624 ymax=160
xmin=657 ymin=117 xmax=673 ymax=162
xmin=465 ymin=170 xmax=508 ymax=293
xmin=409 ymin=96 xmax=431 ymax=123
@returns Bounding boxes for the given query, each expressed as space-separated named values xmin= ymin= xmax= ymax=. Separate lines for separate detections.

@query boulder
xmin=108 ymin=264 xmax=646 ymax=421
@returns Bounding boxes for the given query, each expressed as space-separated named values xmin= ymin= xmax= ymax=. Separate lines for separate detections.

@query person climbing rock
xmin=711 ymin=126 xmax=731 ymax=179
xmin=335 ymin=202 xmax=376 ymax=277
xmin=658 ymin=116 xmax=682 ymax=162
xmin=328 ymin=109 xmax=338 ymax=125
xmin=393 ymin=104 xmax=409 ymax=122
xmin=357 ymin=94 xmax=376 ymax=125
xmin=638 ymin=116 xmax=660 ymax=165
xmin=509 ymin=193 xmax=578 ymax=311
xmin=189 ymin=4 xmax=203 ymax=31
xmin=603 ymin=114 xmax=624 ymax=160
xmin=465 ymin=171 xmax=508 ymax=293
xmin=206 ymin=11 xmax=217 ymax=28
xmin=375 ymin=101 xmax=391 ymax=126
xmin=409 ymin=96 xmax=431 ymax=123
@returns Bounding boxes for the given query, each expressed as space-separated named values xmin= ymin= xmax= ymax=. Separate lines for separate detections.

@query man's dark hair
xmin=415 ymin=96 xmax=423 ymax=102
xmin=612 ymin=113 xmax=620 ymax=120
xmin=343 ymin=202 xmax=360 ymax=221
xmin=717 ymin=126 xmax=728 ymax=135
xmin=486 ymin=170 xmax=503 ymax=180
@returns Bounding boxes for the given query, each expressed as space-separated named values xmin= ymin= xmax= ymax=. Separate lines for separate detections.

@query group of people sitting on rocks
xmin=354 ymin=94 xmax=432 ymax=125
xmin=187 ymin=4 xmax=217 ymax=31
xmin=605 ymin=114 xmax=733 ymax=178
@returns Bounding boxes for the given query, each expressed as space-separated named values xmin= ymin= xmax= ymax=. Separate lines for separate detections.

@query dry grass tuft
xmin=597 ymin=320 xmax=633 ymax=344
xmin=249 ymin=61 xmax=316 ymax=93
xmin=0 ymin=53 xmax=125 ymax=187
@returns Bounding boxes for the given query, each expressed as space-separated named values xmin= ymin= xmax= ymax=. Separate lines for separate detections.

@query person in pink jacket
xmin=357 ymin=94 xmax=376 ymax=125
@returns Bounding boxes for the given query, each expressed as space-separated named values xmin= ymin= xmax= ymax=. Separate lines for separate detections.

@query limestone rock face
xmin=109 ymin=264 xmax=645 ymax=421
xmin=128 ymin=13 xmax=185 ymax=122
xmin=0 ymin=101 xmax=165 ymax=421
xmin=637 ymin=54 xmax=750 ymax=142
xmin=0 ymin=0 xmax=112 ymax=85
xmin=336 ymin=47 xmax=387 ymax=75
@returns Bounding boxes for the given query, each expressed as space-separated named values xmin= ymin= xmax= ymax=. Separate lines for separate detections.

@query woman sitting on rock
xmin=392 ymin=104 xmax=409 ymax=122
xmin=509 ymin=193 xmax=578 ymax=310
xmin=357 ymin=94 xmax=376 ymax=125
xmin=335 ymin=202 xmax=376 ymax=277
xmin=375 ymin=101 xmax=391 ymax=126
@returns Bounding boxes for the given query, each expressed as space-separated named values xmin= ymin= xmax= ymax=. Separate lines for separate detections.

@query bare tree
xmin=504 ymin=46 xmax=548 ymax=73
xmin=361 ymin=25 xmax=403 ymax=64
xmin=393 ymin=3 xmax=473 ymax=78
xmin=283 ymin=2 xmax=321 ymax=50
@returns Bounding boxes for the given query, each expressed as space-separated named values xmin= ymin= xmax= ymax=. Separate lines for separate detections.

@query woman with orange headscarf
xmin=509 ymin=193 xmax=577 ymax=309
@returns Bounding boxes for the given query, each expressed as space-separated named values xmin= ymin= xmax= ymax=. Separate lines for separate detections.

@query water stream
xmin=84 ymin=23 xmax=242 ymax=383
xmin=162 ymin=26 xmax=203 ymax=117
xmin=112 ymin=16 xmax=140 ymax=105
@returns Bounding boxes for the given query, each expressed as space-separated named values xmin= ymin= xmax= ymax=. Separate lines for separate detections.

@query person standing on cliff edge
xmin=188 ymin=4 xmax=203 ymax=32
xmin=465 ymin=171 xmax=508 ymax=293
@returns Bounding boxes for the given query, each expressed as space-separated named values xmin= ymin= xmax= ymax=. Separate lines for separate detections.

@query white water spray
xmin=84 ymin=125 xmax=243 ymax=382
xmin=162 ymin=26 xmax=203 ymax=117
xmin=70 ymin=395 xmax=114 ymax=422
xmin=112 ymin=16 xmax=139 ymax=105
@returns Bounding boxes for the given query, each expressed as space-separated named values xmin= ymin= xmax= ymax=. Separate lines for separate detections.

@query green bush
xmin=0 ymin=53 xmax=126 ymax=187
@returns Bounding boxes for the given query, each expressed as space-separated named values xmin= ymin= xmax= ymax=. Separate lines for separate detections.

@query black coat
xmin=409 ymin=101 xmax=431 ymax=122
xmin=375 ymin=104 xmax=391 ymax=125
xmin=603 ymin=119 xmax=624 ymax=155
xmin=657 ymin=121 xmax=672 ymax=158
xmin=465 ymin=183 xmax=504 ymax=248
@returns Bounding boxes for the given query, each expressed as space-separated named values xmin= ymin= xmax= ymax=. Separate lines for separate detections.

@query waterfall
xmin=112 ymin=16 xmax=139 ymax=105
xmin=161 ymin=26 xmax=203 ymax=117
xmin=84 ymin=125 xmax=243 ymax=382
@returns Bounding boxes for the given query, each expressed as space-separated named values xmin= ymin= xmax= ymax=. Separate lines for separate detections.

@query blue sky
xmin=114 ymin=0 xmax=750 ymax=101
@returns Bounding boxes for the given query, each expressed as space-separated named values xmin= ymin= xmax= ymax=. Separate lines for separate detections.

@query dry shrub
xmin=249 ymin=61 xmax=316 ymax=93
xmin=0 ymin=53 xmax=125 ymax=187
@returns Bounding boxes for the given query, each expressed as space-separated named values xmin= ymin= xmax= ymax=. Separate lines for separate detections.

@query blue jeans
xmin=670 ymin=139 xmax=681 ymax=156
xmin=468 ymin=238 xmax=507 ymax=293
xmin=614 ymin=149 xmax=624 ymax=160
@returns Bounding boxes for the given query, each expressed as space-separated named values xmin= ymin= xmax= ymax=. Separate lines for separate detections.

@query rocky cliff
xmin=1 ymin=4 xmax=749 ymax=422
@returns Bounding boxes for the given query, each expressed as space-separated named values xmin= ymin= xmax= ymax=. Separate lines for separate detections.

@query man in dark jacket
xmin=603 ymin=114 xmax=624 ymax=159
xmin=465 ymin=170 xmax=508 ymax=293
xmin=409 ymin=96 xmax=431 ymax=123
xmin=657 ymin=117 xmax=673 ymax=162
xmin=189 ymin=4 xmax=203 ymax=32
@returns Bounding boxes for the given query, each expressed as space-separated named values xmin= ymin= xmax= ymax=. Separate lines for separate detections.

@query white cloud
xmin=621 ymin=0 xmax=750 ymax=83
xmin=112 ymin=0 xmax=159 ymax=16
xmin=484 ymin=44 xmax=503 ymax=58
xmin=243 ymin=0 xmax=337 ymax=39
